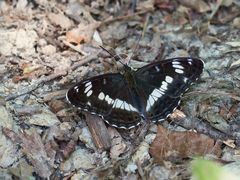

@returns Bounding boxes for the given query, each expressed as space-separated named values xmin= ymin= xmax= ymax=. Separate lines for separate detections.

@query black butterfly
xmin=66 ymin=57 xmax=204 ymax=129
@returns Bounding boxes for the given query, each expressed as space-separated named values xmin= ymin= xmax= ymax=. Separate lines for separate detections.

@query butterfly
xmin=66 ymin=57 xmax=204 ymax=129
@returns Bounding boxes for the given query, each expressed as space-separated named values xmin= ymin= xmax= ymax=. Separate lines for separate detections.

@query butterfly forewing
xmin=135 ymin=57 xmax=204 ymax=121
xmin=136 ymin=57 xmax=204 ymax=97
xmin=66 ymin=73 xmax=143 ymax=129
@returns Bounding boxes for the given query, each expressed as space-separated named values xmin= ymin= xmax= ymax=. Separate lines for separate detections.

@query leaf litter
xmin=0 ymin=0 xmax=240 ymax=179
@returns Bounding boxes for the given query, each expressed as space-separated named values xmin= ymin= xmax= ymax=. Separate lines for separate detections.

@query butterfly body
xmin=66 ymin=57 xmax=204 ymax=129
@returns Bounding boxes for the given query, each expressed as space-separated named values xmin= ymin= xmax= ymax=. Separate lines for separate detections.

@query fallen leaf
xmin=41 ymin=44 xmax=56 ymax=55
xmin=223 ymin=139 xmax=236 ymax=148
xmin=233 ymin=17 xmax=240 ymax=28
xmin=8 ymin=159 xmax=34 ymax=179
xmin=66 ymin=22 xmax=100 ymax=44
xmin=225 ymin=41 xmax=240 ymax=47
xmin=19 ymin=130 xmax=52 ymax=178
xmin=154 ymin=0 xmax=174 ymax=11
xmin=149 ymin=126 xmax=222 ymax=163
xmin=48 ymin=13 xmax=73 ymax=29
xmin=60 ymin=149 xmax=95 ymax=172
xmin=221 ymin=0 xmax=233 ymax=7
xmin=16 ymin=0 xmax=28 ymax=10
xmin=164 ymin=12 xmax=188 ymax=25
xmin=48 ymin=100 xmax=65 ymax=113
xmin=108 ymin=128 xmax=127 ymax=159
xmin=178 ymin=0 xmax=210 ymax=13
xmin=12 ymin=63 xmax=48 ymax=83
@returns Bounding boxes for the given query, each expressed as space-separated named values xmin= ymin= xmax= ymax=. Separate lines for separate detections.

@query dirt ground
xmin=0 ymin=0 xmax=240 ymax=179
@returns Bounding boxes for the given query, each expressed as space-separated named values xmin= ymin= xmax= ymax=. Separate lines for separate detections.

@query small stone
xmin=29 ymin=108 xmax=60 ymax=127
xmin=60 ymin=148 xmax=95 ymax=172
xmin=41 ymin=45 xmax=56 ymax=55
xmin=125 ymin=163 xmax=138 ymax=173
xmin=79 ymin=127 xmax=96 ymax=150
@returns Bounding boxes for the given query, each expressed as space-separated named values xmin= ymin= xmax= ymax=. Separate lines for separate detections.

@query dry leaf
xmin=149 ymin=126 xmax=222 ymax=163
xmin=12 ymin=63 xmax=48 ymax=83
xmin=178 ymin=0 xmax=210 ymax=13
xmin=164 ymin=12 xmax=188 ymax=25
xmin=233 ymin=17 xmax=240 ymax=28
xmin=48 ymin=13 xmax=73 ymax=29
xmin=66 ymin=22 xmax=100 ymax=44
xmin=154 ymin=0 xmax=174 ymax=11
xmin=108 ymin=128 xmax=127 ymax=159
xmin=48 ymin=100 xmax=65 ymax=113
xmin=19 ymin=130 xmax=53 ymax=178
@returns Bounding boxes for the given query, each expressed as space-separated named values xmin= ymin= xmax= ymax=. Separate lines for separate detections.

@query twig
xmin=5 ymin=72 xmax=67 ymax=101
xmin=71 ymin=53 xmax=99 ymax=71
xmin=186 ymin=90 xmax=240 ymax=101
xmin=5 ymin=52 xmax=100 ymax=101
xmin=169 ymin=110 xmax=234 ymax=144
xmin=100 ymin=8 xmax=153 ymax=27
xmin=62 ymin=40 xmax=88 ymax=56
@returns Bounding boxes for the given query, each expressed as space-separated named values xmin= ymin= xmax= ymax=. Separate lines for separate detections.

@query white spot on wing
xmin=173 ymin=64 xmax=184 ymax=69
xmin=86 ymin=90 xmax=92 ymax=97
xmin=165 ymin=76 xmax=173 ymax=83
xmin=146 ymin=88 xmax=164 ymax=111
xmin=84 ymin=84 xmax=92 ymax=93
xmin=98 ymin=92 xmax=105 ymax=100
xmin=124 ymin=102 xmax=131 ymax=111
xmin=175 ymin=69 xmax=184 ymax=74
xmin=87 ymin=101 xmax=91 ymax=106
xmin=160 ymin=81 xmax=168 ymax=90
xmin=103 ymin=78 xmax=107 ymax=85
xmin=183 ymin=77 xmax=188 ymax=83
xmin=146 ymin=95 xmax=155 ymax=111
xmin=112 ymin=98 xmax=138 ymax=112
xmin=105 ymin=95 xmax=113 ymax=104
xmin=155 ymin=66 xmax=160 ymax=72
xmin=75 ymin=88 xmax=79 ymax=93
xmin=129 ymin=104 xmax=138 ymax=112
xmin=188 ymin=58 xmax=193 ymax=65
xmin=85 ymin=82 xmax=92 ymax=87
xmin=113 ymin=99 xmax=123 ymax=108
xmin=152 ymin=89 xmax=163 ymax=98
xmin=172 ymin=61 xmax=180 ymax=65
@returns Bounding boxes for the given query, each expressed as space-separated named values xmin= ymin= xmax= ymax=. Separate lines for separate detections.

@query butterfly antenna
xmin=99 ymin=45 xmax=126 ymax=66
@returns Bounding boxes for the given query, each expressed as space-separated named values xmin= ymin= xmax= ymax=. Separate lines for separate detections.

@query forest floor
xmin=0 ymin=0 xmax=240 ymax=179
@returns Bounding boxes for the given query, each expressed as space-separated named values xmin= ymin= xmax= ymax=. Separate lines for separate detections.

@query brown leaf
xmin=164 ymin=12 xmax=188 ymax=25
xmin=48 ymin=100 xmax=65 ymax=113
xmin=108 ymin=128 xmax=127 ymax=159
xmin=12 ymin=63 xmax=48 ymax=83
xmin=154 ymin=0 xmax=174 ymax=11
xmin=84 ymin=112 xmax=111 ymax=150
xmin=149 ymin=126 xmax=222 ymax=163
xmin=19 ymin=130 xmax=52 ymax=178
xmin=48 ymin=13 xmax=73 ymax=29
xmin=66 ymin=22 xmax=100 ymax=44
xmin=62 ymin=139 xmax=76 ymax=159
xmin=178 ymin=0 xmax=210 ymax=13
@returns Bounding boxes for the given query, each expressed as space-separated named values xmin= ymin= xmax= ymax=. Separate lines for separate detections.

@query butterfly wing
xmin=135 ymin=57 xmax=204 ymax=122
xmin=66 ymin=73 xmax=143 ymax=129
